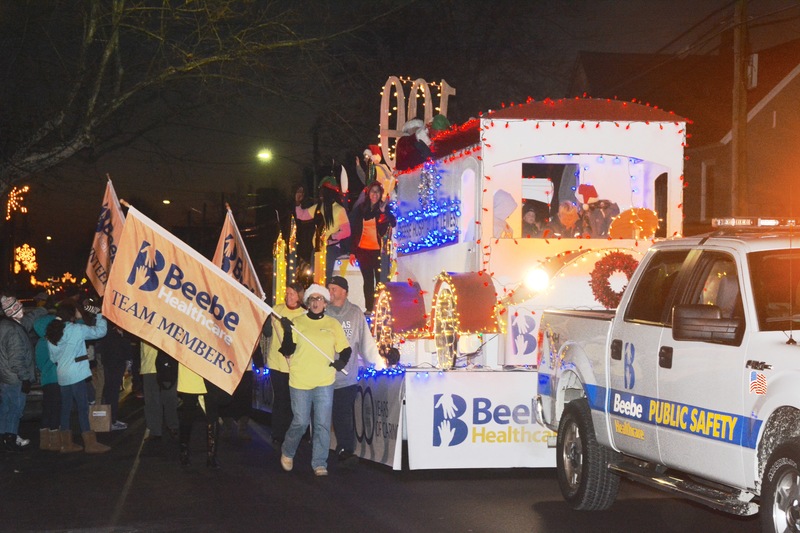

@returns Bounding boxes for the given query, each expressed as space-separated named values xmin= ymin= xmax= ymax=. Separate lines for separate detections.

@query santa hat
xmin=368 ymin=145 xmax=381 ymax=156
xmin=304 ymin=284 xmax=331 ymax=304
xmin=1 ymin=296 xmax=23 ymax=322
xmin=577 ymin=184 xmax=599 ymax=209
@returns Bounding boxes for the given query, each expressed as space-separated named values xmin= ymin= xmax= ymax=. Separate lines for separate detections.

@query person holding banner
xmin=176 ymin=363 xmax=230 ymax=468
xmin=262 ymin=282 xmax=306 ymax=445
xmin=295 ymin=177 xmax=350 ymax=282
xmin=46 ymin=301 xmax=110 ymax=454
xmin=278 ymin=284 xmax=351 ymax=477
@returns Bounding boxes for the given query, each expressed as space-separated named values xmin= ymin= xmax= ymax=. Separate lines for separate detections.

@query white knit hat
xmin=1 ymin=296 xmax=23 ymax=322
xmin=304 ymin=284 xmax=331 ymax=304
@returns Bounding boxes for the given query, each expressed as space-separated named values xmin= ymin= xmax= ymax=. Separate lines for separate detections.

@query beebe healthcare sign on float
xmin=102 ymin=207 xmax=270 ymax=395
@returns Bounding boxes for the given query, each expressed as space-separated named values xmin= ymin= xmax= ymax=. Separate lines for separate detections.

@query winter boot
xmin=206 ymin=421 xmax=219 ymax=468
xmin=39 ymin=429 xmax=50 ymax=451
xmin=82 ymin=431 xmax=110 ymax=454
xmin=221 ymin=417 xmax=235 ymax=439
xmin=3 ymin=433 xmax=23 ymax=453
xmin=179 ymin=423 xmax=192 ymax=466
xmin=48 ymin=430 xmax=61 ymax=451
xmin=237 ymin=416 xmax=251 ymax=441
xmin=59 ymin=430 xmax=83 ymax=453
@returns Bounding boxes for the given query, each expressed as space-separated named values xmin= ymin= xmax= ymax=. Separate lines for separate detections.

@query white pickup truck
xmin=535 ymin=219 xmax=800 ymax=531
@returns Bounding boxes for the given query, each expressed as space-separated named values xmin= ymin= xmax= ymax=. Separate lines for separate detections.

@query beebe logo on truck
xmin=433 ymin=393 xmax=554 ymax=447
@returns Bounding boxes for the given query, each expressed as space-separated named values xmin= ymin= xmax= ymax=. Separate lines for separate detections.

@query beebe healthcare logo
xmin=432 ymin=393 xmax=468 ymax=447
xmin=127 ymin=241 xmax=166 ymax=291
xmin=432 ymin=392 xmax=555 ymax=447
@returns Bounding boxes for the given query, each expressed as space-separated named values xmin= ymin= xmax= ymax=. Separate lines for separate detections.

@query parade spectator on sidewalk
xmin=97 ymin=323 xmax=134 ymax=431
xmin=325 ymin=277 xmax=383 ymax=467
xmin=348 ymin=181 xmax=396 ymax=313
xmin=140 ymin=340 xmax=178 ymax=442
xmin=34 ymin=308 xmax=59 ymax=451
xmin=278 ymin=284 xmax=351 ymax=477
xmin=0 ymin=296 xmax=35 ymax=452
xmin=46 ymin=300 xmax=109 ymax=454
xmin=262 ymin=282 xmax=306 ymax=445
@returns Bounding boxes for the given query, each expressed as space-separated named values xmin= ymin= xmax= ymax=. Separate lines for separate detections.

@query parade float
xmin=257 ymin=77 xmax=688 ymax=470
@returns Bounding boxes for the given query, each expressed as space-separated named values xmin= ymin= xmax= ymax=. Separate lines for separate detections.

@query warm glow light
xmin=162 ymin=199 xmax=171 ymax=205
xmin=523 ymin=268 xmax=550 ymax=293
xmin=257 ymin=149 xmax=273 ymax=161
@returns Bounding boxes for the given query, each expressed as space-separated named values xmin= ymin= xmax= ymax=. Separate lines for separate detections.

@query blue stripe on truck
xmin=583 ymin=383 xmax=762 ymax=449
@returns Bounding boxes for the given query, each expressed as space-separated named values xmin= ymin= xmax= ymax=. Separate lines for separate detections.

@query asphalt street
xmin=2 ymin=394 xmax=762 ymax=533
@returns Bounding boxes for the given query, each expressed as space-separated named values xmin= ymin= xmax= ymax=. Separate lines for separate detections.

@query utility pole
xmin=731 ymin=0 xmax=748 ymax=216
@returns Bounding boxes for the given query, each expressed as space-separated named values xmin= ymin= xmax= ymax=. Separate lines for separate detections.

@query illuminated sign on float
xmin=394 ymin=160 xmax=461 ymax=255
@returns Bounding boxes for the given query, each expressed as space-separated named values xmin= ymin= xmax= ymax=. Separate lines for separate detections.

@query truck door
xmin=656 ymin=251 xmax=746 ymax=488
xmin=607 ymin=249 xmax=691 ymax=461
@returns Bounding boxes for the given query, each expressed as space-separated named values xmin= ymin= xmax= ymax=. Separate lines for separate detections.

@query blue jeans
xmin=0 ymin=382 xmax=26 ymax=434
xmin=61 ymin=380 xmax=90 ymax=433
xmin=282 ymin=384 xmax=334 ymax=470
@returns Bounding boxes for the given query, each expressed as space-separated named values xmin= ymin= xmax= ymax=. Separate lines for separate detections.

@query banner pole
xmin=270 ymin=311 xmax=348 ymax=376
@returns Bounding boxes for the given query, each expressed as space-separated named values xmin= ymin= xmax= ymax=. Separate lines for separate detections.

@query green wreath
xmin=589 ymin=252 xmax=639 ymax=309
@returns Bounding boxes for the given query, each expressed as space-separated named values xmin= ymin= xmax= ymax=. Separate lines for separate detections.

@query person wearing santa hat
xmin=0 ymin=295 xmax=35 ymax=452
xmin=277 ymin=284 xmax=351 ymax=477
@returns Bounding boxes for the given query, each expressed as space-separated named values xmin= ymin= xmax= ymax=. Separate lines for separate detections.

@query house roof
xmin=570 ymin=38 xmax=800 ymax=147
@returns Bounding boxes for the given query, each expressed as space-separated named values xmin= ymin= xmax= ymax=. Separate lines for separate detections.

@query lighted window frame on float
xmin=505 ymin=153 xmax=671 ymax=240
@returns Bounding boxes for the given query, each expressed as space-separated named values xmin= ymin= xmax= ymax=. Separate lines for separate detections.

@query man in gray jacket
xmin=325 ymin=276 xmax=382 ymax=466
xmin=0 ymin=296 xmax=35 ymax=452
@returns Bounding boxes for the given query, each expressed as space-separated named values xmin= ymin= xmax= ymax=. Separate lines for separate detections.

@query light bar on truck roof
xmin=712 ymin=217 xmax=796 ymax=228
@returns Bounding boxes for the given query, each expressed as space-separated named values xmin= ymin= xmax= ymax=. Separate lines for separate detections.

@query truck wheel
xmin=761 ymin=440 xmax=800 ymax=532
xmin=556 ymin=398 xmax=620 ymax=510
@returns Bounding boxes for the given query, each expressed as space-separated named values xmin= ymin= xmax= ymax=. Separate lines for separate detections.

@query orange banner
xmin=213 ymin=209 xmax=266 ymax=300
xmin=102 ymin=207 xmax=272 ymax=394
xmin=86 ymin=180 xmax=125 ymax=296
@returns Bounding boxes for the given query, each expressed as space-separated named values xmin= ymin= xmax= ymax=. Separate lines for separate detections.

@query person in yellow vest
xmin=177 ymin=364 xmax=229 ymax=468
xmin=277 ymin=284 xmax=351 ymax=477
xmin=262 ymin=282 xmax=306 ymax=445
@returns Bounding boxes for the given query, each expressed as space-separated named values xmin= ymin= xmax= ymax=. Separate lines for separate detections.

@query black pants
xmin=102 ymin=356 xmax=127 ymax=421
xmin=332 ymin=385 xmax=358 ymax=454
xmin=269 ymin=370 xmax=292 ymax=442
xmin=221 ymin=371 xmax=253 ymax=420
xmin=41 ymin=383 xmax=61 ymax=430
xmin=354 ymin=246 xmax=381 ymax=312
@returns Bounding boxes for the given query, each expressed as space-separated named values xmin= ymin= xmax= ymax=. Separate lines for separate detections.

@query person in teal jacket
xmin=34 ymin=311 xmax=58 ymax=451
xmin=46 ymin=301 xmax=109 ymax=454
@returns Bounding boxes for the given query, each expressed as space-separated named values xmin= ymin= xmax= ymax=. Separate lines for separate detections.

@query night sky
xmin=6 ymin=0 xmax=800 ymax=283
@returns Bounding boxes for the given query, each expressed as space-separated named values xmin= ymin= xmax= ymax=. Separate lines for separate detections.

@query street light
xmin=257 ymin=148 xmax=273 ymax=162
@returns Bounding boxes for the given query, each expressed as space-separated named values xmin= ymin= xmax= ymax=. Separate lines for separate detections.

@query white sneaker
xmin=314 ymin=466 xmax=328 ymax=477
xmin=111 ymin=421 xmax=128 ymax=431
xmin=16 ymin=435 xmax=30 ymax=447
xmin=280 ymin=454 xmax=293 ymax=472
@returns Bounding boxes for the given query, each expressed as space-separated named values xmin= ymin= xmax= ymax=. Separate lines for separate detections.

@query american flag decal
xmin=749 ymin=371 xmax=767 ymax=395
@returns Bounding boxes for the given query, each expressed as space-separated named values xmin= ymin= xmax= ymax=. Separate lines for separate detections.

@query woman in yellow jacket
xmin=263 ymin=282 xmax=305 ymax=444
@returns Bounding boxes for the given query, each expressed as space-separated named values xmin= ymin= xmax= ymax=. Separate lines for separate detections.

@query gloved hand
xmin=278 ymin=317 xmax=295 ymax=356
xmin=21 ymin=380 xmax=31 ymax=394
xmin=330 ymin=359 xmax=347 ymax=372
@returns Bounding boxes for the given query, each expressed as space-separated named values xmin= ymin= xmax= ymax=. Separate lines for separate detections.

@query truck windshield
xmin=749 ymin=249 xmax=800 ymax=331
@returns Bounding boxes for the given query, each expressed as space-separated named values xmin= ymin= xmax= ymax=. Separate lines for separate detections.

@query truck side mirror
xmin=672 ymin=304 xmax=743 ymax=346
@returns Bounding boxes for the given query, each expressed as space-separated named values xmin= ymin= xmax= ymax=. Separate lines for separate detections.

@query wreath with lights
xmin=589 ymin=252 xmax=639 ymax=309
